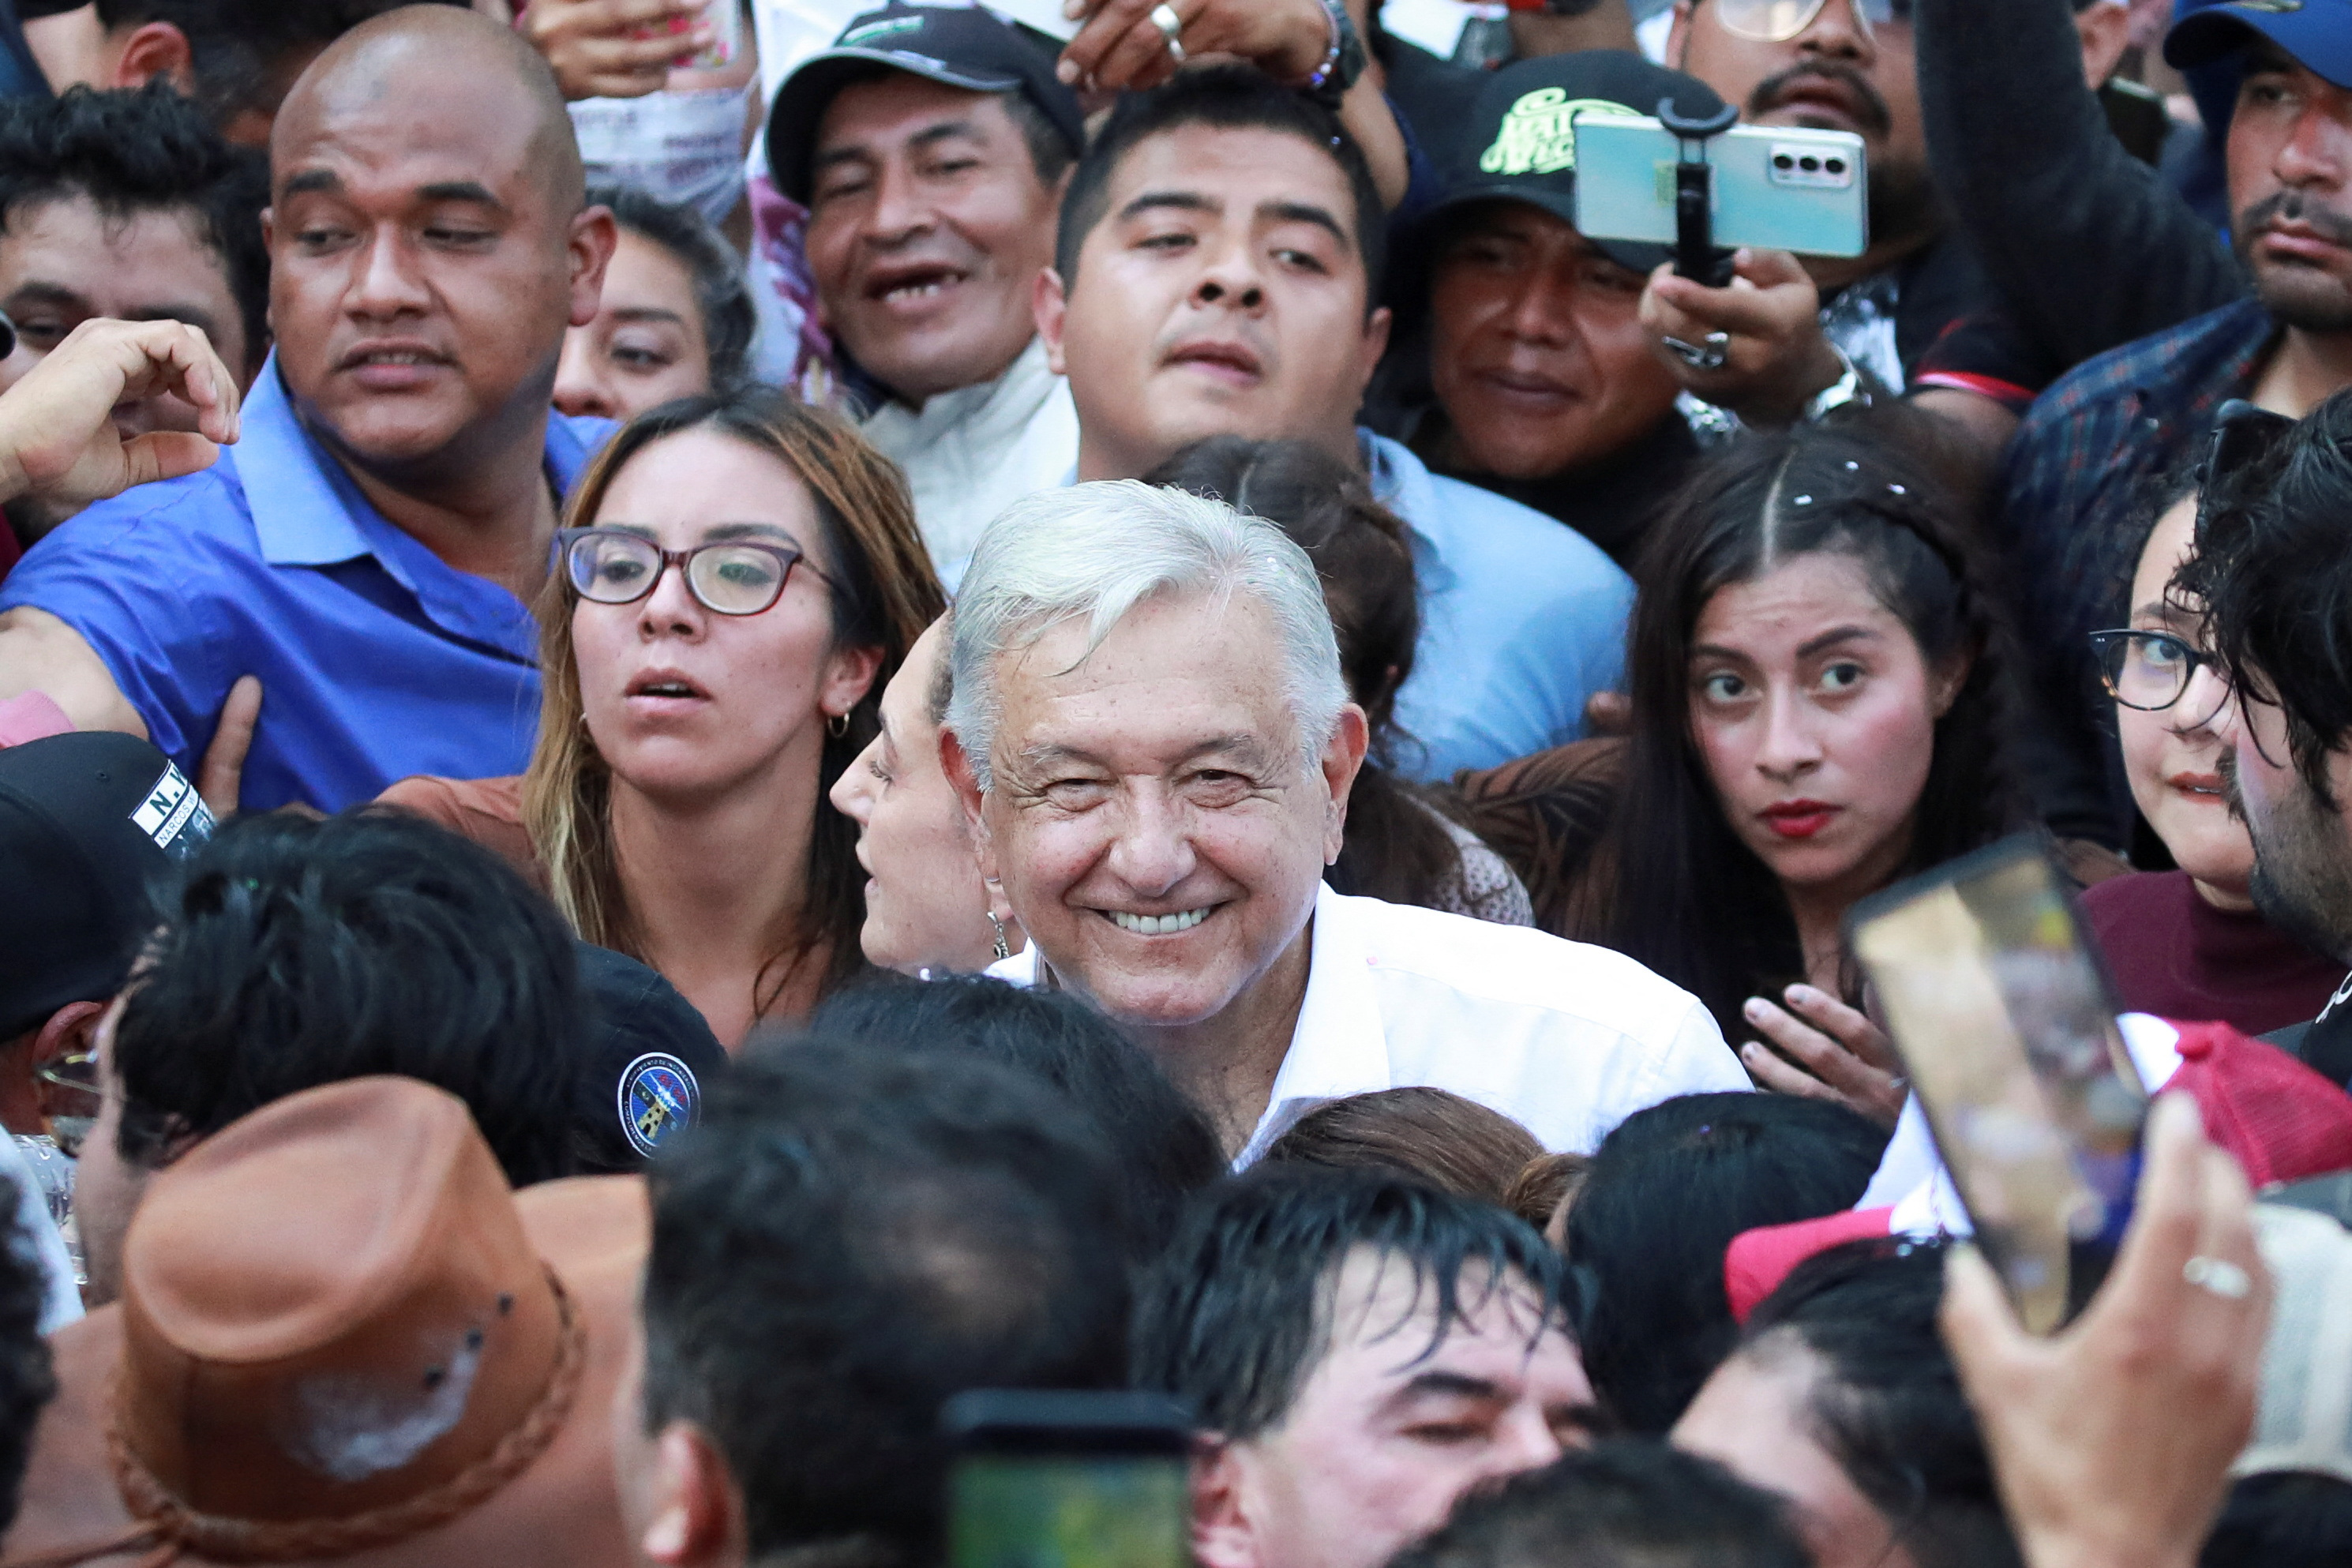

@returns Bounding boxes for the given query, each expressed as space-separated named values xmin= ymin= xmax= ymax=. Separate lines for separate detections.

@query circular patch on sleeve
xmin=618 ymin=1052 xmax=702 ymax=1158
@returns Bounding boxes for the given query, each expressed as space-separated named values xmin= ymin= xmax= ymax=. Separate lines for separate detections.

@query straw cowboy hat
xmin=2 ymin=1076 xmax=647 ymax=1568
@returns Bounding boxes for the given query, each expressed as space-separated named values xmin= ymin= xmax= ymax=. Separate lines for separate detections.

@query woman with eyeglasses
xmin=382 ymin=386 xmax=943 ymax=1048
xmin=2078 ymin=485 xmax=2343 ymax=1033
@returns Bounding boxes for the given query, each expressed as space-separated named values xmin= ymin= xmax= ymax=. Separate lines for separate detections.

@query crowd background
xmin=0 ymin=2 xmax=2347 ymax=1567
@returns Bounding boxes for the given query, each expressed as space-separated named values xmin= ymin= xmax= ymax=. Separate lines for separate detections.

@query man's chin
xmin=310 ymin=399 xmax=479 ymax=472
xmin=2252 ymin=267 xmax=2352 ymax=336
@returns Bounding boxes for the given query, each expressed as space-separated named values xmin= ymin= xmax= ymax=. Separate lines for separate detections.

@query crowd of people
xmin=0 ymin=0 xmax=2350 ymax=1564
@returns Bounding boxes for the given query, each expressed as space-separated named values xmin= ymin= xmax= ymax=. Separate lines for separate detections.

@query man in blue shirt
xmin=1036 ymin=66 xmax=1632 ymax=783
xmin=0 ymin=5 xmax=617 ymax=811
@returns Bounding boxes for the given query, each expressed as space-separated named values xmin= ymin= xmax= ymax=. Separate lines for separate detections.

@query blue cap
xmin=2166 ymin=0 xmax=2352 ymax=93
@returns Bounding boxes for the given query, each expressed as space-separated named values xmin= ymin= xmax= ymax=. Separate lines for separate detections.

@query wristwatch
xmin=1298 ymin=0 xmax=1367 ymax=112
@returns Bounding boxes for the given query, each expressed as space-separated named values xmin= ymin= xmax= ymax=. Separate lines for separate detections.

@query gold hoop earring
xmin=827 ymin=711 xmax=848 ymax=738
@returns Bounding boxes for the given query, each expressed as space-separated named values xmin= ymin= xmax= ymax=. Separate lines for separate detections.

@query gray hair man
xmin=945 ymin=482 xmax=1749 ymax=1161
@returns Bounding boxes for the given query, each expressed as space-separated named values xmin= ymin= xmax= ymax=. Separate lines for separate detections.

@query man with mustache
xmin=1998 ymin=0 xmax=2352 ymax=849
xmin=1642 ymin=0 xmax=2020 ymax=437
xmin=1041 ymin=66 xmax=1636 ymax=780
xmin=0 ymin=5 xmax=617 ymax=812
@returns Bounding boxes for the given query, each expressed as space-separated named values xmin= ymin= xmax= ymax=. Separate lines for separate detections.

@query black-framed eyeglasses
xmin=34 ymin=1048 xmax=98 ymax=1158
xmin=1712 ymin=0 xmax=1905 ymax=43
xmin=558 ymin=526 xmax=833 ymax=617
xmin=2088 ymin=628 xmax=2223 ymax=715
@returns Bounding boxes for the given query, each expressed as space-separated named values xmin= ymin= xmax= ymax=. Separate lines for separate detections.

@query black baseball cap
xmin=0 ymin=731 xmax=214 ymax=1041
xmin=1405 ymin=50 xmax=1731 ymax=281
xmin=2166 ymin=0 xmax=2352 ymax=92
xmin=572 ymin=942 xmax=727 ymax=1174
xmin=765 ymin=2 xmax=1086 ymax=205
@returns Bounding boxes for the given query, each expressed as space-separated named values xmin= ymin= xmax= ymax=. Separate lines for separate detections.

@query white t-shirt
xmin=989 ymin=883 xmax=1750 ymax=1165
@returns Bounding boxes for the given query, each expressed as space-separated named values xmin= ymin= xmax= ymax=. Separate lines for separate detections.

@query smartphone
xmin=1846 ymin=836 xmax=2148 ymax=1334
xmin=944 ymin=1390 xmax=1194 ymax=1568
xmin=990 ymin=0 xmax=1082 ymax=43
xmin=1570 ymin=111 xmax=1870 ymax=261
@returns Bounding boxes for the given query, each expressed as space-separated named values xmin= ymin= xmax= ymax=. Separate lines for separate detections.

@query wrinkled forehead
xmin=993 ymin=588 xmax=1304 ymax=745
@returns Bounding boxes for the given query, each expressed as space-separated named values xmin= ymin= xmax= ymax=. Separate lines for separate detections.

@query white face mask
xmin=568 ymin=86 xmax=753 ymax=226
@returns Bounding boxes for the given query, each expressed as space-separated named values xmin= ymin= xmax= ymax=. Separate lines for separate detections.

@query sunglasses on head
xmin=1712 ymin=0 xmax=1908 ymax=43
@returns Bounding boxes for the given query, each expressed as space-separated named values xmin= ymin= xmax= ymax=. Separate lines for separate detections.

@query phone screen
xmin=988 ymin=0 xmax=1082 ymax=42
xmin=1847 ymin=838 xmax=2146 ymax=1332
xmin=950 ymin=1454 xmax=1191 ymax=1568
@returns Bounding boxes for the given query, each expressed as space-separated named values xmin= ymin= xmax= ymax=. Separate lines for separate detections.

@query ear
xmin=1354 ymin=306 xmax=1393 ymax=399
xmin=568 ymin=204 xmax=621 ymax=331
xmin=1035 ymin=268 xmax=1071 ymax=377
xmin=637 ymin=1421 xmax=748 ymax=1568
xmin=1191 ymin=1436 xmax=1264 ymax=1568
xmin=2075 ymin=0 xmax=2133 ymax=90
xmin=4 ymin=1000 xmax=106 ymax=1138
xmin=1929 ymin=645 xmax=1974 ymax=722
xmin=820 ymin=642 xmax=887 ymax=730
xmin=1320 ymin=704 xmax=1371 ymax=865
xmin=940 ymin=725 xmax=999 ymax=882
xmin=107 ymin=21 xmax=192 ymax=92
xmin=1666 ymin=1 xmax=1694 ymax=69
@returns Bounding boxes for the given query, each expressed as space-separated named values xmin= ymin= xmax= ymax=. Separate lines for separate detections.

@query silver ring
xmin=1150 ymin=2 xmax=1185 ymax=62
xmin=1663 ymin=331 xmax=1731 ymax=371
xmin=2184 ymin=1255 xmax=2253 ymax=1300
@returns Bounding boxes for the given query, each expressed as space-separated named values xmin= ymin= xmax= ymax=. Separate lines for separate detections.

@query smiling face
xmin=1041 ymin=123 xmax=1391 ymax=482
xmin=1199 ymin=1250 xmax=1596 ymax=1568
xmin=1427 ymin=200 xmax=1682 ymax=481
xmin=0 ymin=194 xmax=253 ymax=433
xmin=2115 ymin=494 xmax=2253 ymax=906
xmin=806 ymin=75 xmax=1063 ymax=404
xmin=2226 ymin=43 xmax=2352 ymax=334
xmin=266 ymin=40 xmax=609 ymax=478
xmin=569 ymin=427 xmax=883 ymax=804
xmin=553 ymin=225 xmax=712 ymax=422
xmin=1670 ymin=0 xmax=1930 ymax=244
xmin=963 ymin=589 xmax=1365 ymax=1035
xmin=831 ymin=619 xmax=1000 ymax=973
xmin=1673 ymin=1340 xmax=1917 ymax=1568
xmin=1687 ymin=550 xmax=1958 ymax=901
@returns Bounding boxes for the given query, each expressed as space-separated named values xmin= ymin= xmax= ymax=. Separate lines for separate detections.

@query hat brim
xmin=2 ymin=1176 xmax=649 ymax=1568
xmin=2165 ymin=8 xmax=2352 ymax=93
xmin=1397 ymin=186 xmax=1673 ymax=298
xmin=767 ymin=48 xmax=1028 ymax=204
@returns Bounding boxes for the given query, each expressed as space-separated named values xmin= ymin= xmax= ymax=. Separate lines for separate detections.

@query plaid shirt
xmin=1996 ymin=297 xmax=2276 ymax=841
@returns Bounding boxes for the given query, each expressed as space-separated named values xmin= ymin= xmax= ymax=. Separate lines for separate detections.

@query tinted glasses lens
xmin=568 ymin=532 xmax=662 ymax=602
xmin=686 ymin=545 xmax=791 ymax=614
xmin=1717 ymin=0 xmax=1829 ymax=39
xmin=2098 ymin=632 xmax=2194 ymax=711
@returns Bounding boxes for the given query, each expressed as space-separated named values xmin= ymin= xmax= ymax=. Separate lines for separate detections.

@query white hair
xmin=947 ymin=481 xmax=1349 ymax=793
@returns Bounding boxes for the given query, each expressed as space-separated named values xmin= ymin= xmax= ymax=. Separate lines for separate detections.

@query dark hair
xmin=642 ymin=1033 xmax=1131 ymax=1567
xmin=1564 ymin=1092 xmax=1887 ymax=1434
xmin=1262 ymin=1087 xmax=1546 ymax=1206
xmin=1054 ymin=65 xmax=1385 ymax=308
xmin=1132 ymin=1165 xmax=1570 ymax=1440
xmin=0 ymin=84 xmax=268 ymax=374
xmin=1741 ymin=1238 xmax=2021 ymax=1568
xmin=93 ymin=1 xmax=459 ymax=129
xmin=2178 ymin=390 xmax=2352 ymax=806
xmin=0 ymin=1194 xmax=55 ymax=1534
xmin=808 ymin=973 xmax=1226 ymax=1262
xmin=1607 ymin=411 xmax=2027 ymax=1033
xmin=589 ymin=182 xmax=757 ymax=394
xmin=1145 ymin=436 xmax=1480 ymax=912
xmin=1390 ymin=1439 xmax=1812 ymax=1568
xmin=2202 ymin=1472 xmax=2352 ymax=1568
xmin=110 ymin=808 xmax=582 ymax=1187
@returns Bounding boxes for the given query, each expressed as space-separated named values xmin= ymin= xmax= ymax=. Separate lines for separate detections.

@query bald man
xmin=0 ymin=5 xmax=617 ymax=812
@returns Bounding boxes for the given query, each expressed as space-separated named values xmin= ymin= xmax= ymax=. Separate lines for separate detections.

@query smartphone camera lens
xmin=1826 ymin=157 xmax=1846 ymax=174
xmin=1799 ymin=155 xmax=1820 ymax=171
xmin=1773 ymin=152 xmax=1794 ymax=169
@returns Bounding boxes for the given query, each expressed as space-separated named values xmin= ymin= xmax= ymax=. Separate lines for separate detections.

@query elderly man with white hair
xmin=947 ymin=481 xmax=1749 ymax=1161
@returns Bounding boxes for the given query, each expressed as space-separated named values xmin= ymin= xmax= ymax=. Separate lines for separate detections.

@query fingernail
xmin=1786 ymin=984 xmax=1817 ymax=1004
xmin=1739 ymin=1041 xmax=1759 ymax=1057
xmin=1056 ymin=59 xmax=1078 ymax=84
xmin=1742 ymin=998 xmax=1766 ymax=1020
xmin=1063 ymin=0 xmax=1084 ymax=16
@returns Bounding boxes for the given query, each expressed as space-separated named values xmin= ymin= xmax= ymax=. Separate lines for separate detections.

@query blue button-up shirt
xmin=0 ymin=356 xmax=611 ymax=812
xmin=1370 ymin=433 xmax=1634 ymax=783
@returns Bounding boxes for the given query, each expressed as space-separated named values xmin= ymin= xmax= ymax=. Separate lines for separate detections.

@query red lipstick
xmin=1762 ymin=801 xmax=1840 ymax=840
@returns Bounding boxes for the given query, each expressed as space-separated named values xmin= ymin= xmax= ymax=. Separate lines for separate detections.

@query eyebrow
xmin=608 ymin=307 xmax=688 ymax=328
xmin=1261 ymin=199 xmax=1349 ymax=246
xmin=276 ymin=171 xmax=505 ymax=212
xmin=1117 ymin=189 xmax=1220 ymax=225
xmin=1014 ymin=733 xmax=1270 ymax=774
xmin=2133 ymin=597 xmax=2199 ymax=626
xmin=814 ymin=117 xmax=989 ymax=173
xmin=6 ymin=281 xmax=220 ymax=338
xmin=2 ymin=280 xmax=88 ymax=311
xmin=1384 ymin=1371 xmax=1503 ymax=1409
xmin=703 ymin=521 xmax=805 ymax=547
xmin=1795 ymin=625 xmax=1880 ymax=659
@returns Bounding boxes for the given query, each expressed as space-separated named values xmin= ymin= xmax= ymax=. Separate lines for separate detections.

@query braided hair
xmin=1604 ymin=407 xmax=2028 ymax=1034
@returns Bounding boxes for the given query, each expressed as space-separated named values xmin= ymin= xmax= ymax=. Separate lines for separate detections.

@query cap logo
xmin=619 ymin=1052 xmax=701 ymax=1158
xmin=1479 ymin=91 xmax=1639 ymax=178
xmin=130 ymin=762 xmax=215 ymax=860
xmin=843 ymin=15 xmax=925 ymax=45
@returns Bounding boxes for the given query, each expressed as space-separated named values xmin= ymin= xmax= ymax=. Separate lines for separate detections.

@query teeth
xmin=639 ymin=683 xmax=695 ymax=697
xmin=1108 ymin=908 xmax=1210 ymax=936
xmin=886 ymin=277 xmax=958 ymax=300
xmin=362 ymin=351 xmax=427 ymax=365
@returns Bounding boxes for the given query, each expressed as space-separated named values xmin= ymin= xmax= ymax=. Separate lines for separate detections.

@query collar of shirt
xmin=231 ymin=353 xmax=609 ymax=660
xmin=1360 ymin=430 xmax=1457 ymax=602
xmin=861 ymin=335 xmax=1062 ymax=447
